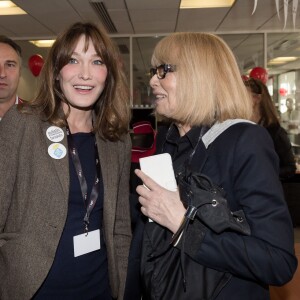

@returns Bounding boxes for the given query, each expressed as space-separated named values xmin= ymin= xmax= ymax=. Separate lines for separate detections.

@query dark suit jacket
xmin=0 ymin=106 xmax=132 ymax=300
xmin=265 ymin=123 xmax=296 ymax=179
xmin=175 ymin=122 xmax=298 ymax=299
xmin=130 ymin=122 xmax=297 ymax=300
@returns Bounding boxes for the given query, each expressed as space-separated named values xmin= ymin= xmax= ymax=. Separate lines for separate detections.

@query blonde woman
xmin=134 ymin=32 xmax=297 ymax=300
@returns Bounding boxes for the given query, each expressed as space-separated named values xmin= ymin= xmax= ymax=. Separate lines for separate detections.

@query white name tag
xmin=73 ymin=229 xmax=101 ymax=257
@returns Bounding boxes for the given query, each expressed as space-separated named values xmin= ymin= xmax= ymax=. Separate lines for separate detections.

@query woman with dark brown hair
xmin=0 ymin=22 xmax=131 ymax=299
xmin=244 ymin=77 xmax=296 ymax=178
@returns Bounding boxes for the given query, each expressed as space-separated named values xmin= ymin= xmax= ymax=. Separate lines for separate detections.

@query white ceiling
xmin=1 ymin=0 xmax=298 ymax=37
xmin=1 ymin=0 xmax=300 ymax=79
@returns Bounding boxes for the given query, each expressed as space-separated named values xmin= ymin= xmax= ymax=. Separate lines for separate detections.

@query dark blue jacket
xmin=126 ymin=122 xmax=297 ymax=300
xmin=176 ymin=122 xmax=297 ymax=299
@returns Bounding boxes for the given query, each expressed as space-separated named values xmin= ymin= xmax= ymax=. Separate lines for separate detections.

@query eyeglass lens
xmin=150 ymin=64 xmax=175 ymax=79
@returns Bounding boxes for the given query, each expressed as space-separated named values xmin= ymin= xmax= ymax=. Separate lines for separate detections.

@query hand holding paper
xmin=139 ymin=153 xmax=177 ymax=191
xmin=135 ymin=154 xmax=186 ymax=233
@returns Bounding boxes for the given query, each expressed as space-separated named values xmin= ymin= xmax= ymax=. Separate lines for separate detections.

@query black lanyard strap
xmin=66 ymin=126 xmax=100 ymax=234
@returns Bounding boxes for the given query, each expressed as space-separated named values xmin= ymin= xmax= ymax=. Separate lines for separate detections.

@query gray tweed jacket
xmin=0 ymin=106 xmax=132 ymax=300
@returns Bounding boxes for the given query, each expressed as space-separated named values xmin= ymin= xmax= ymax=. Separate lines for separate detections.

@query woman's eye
xmin=93 ymin=59 xmax=103 ymax=65
xmin=69 ymin=58 xmax=77 ymax=64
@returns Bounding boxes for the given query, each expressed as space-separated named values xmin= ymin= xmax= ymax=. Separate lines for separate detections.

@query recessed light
xmin=0 ymin=1 xmax=26 ymax=15
xmin=180 ymin=0 xmax=235 ymax=9
xmin=29 ymin=40 xmax=55 ymax=48
xmin=268 ymin=57 xmax=298 ymax=65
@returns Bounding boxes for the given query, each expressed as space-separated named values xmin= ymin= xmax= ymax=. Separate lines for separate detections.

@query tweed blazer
xmin=0 ymin=106 xmax=132 ymax=300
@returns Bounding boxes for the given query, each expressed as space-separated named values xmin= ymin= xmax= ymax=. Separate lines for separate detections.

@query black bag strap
xmin=174 ymin=119 xmax=253 ymax=240
xmin=171 ymin=119 xmax=253 ymax=292
xmin=149 ymin=120 xmax=254 ymax=294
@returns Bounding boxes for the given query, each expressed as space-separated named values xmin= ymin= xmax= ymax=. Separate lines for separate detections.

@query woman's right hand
xmin=135 ymin=169 xmax=186 ymax=233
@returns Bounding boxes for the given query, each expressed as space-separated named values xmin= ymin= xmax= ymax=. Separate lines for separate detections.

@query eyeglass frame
xmin=150 ymin=64 xmax=176 ymax=79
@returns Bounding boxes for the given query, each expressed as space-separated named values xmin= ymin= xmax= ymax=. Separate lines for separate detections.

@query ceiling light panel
xmin=180 ymin=0 xmax=235 ymax=9
xmin=29 ymin=40 xmax=55 ymax=48
xmin=269 ymin=57 xmax=298 ymax=63
xmin=0 ymin=1 xmax=26 ymax=15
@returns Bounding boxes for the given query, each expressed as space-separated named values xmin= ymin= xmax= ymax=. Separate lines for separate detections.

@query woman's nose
xmin=78 ymin=63 xmax=91 ymax=80
xmin=149 ymin=74 xmax=158 ymax=88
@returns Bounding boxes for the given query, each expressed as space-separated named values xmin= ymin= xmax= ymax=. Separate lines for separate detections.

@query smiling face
xmin=58 ymin=34 xmax=108 ymax=114
xmin=0 ymin=43 xmax=21 ymax=105
xmin=149 ymin=70 xmax=177 ymax=119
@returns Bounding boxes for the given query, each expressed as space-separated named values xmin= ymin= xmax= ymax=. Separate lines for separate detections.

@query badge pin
xmin=46 ymin=126 xmax=64 ymax=142
xmin=48 ymin=143 xmax=67 ymax=159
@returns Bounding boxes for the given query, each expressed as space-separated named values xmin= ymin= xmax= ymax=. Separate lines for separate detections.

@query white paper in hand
xmin=139 ymin=153 xmax=177 ymax=191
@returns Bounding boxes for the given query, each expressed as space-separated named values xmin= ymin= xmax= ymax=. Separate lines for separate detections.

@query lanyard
xmin=66 ymin=126 xmax=100 ymax=234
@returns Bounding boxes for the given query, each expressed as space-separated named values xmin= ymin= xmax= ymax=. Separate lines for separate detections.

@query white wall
xmin=17 ymin=65 xmax=41 ymax=101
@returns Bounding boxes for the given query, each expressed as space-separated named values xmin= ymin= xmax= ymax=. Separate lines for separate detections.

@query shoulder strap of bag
xmin=202 ymin=119 xmax=254 ymax=149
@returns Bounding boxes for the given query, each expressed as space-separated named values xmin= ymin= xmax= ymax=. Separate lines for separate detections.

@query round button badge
xmin=48 ymin=143 xmax=67 ymax=159
xmin=46 ymin=126 xmax=64 ymax=142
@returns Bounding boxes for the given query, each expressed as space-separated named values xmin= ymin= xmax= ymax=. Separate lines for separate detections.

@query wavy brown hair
xmin=244 ymin=77 xmax=279 ymax=127
xmin=22 ymin=22 xmax=130 ymax=141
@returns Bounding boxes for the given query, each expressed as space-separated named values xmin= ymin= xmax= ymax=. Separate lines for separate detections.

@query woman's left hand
xmin=135 ymin=169 xmax=186 ymax=233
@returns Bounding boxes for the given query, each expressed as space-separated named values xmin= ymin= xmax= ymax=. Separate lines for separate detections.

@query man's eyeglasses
xmin=150 ymin=64 xmax=176 ymax=79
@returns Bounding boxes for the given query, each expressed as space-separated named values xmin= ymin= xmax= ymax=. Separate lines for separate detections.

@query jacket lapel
xmin=190 ymin=140 xmax=208 ymax=174
xmin=96 ymin=136 xmax=117 ymax=231
xmin=42 ymin=123 xmax=70 ymax=200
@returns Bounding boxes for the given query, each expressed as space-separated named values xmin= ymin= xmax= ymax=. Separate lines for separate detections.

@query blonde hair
xmin=151 ymin=32 xmax=252 ymax=126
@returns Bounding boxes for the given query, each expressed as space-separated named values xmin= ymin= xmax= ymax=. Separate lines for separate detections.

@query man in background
xmin=281 ymin=97 xmax=295 ymax=132
xmin=0 ymin=35 xmax=22 ymax=121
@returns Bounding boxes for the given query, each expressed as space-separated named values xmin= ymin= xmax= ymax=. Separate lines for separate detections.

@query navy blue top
xmin=33 ymin=132 xmax=111 ymax=300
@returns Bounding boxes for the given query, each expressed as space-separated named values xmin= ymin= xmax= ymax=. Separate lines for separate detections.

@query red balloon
xmin=279 ymin=87 xmax=287 ymax=97
xmin=28 ymin=54 xmax=44 ymax=77
xmin=249 ymin=67 xmax=268 ymax=85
